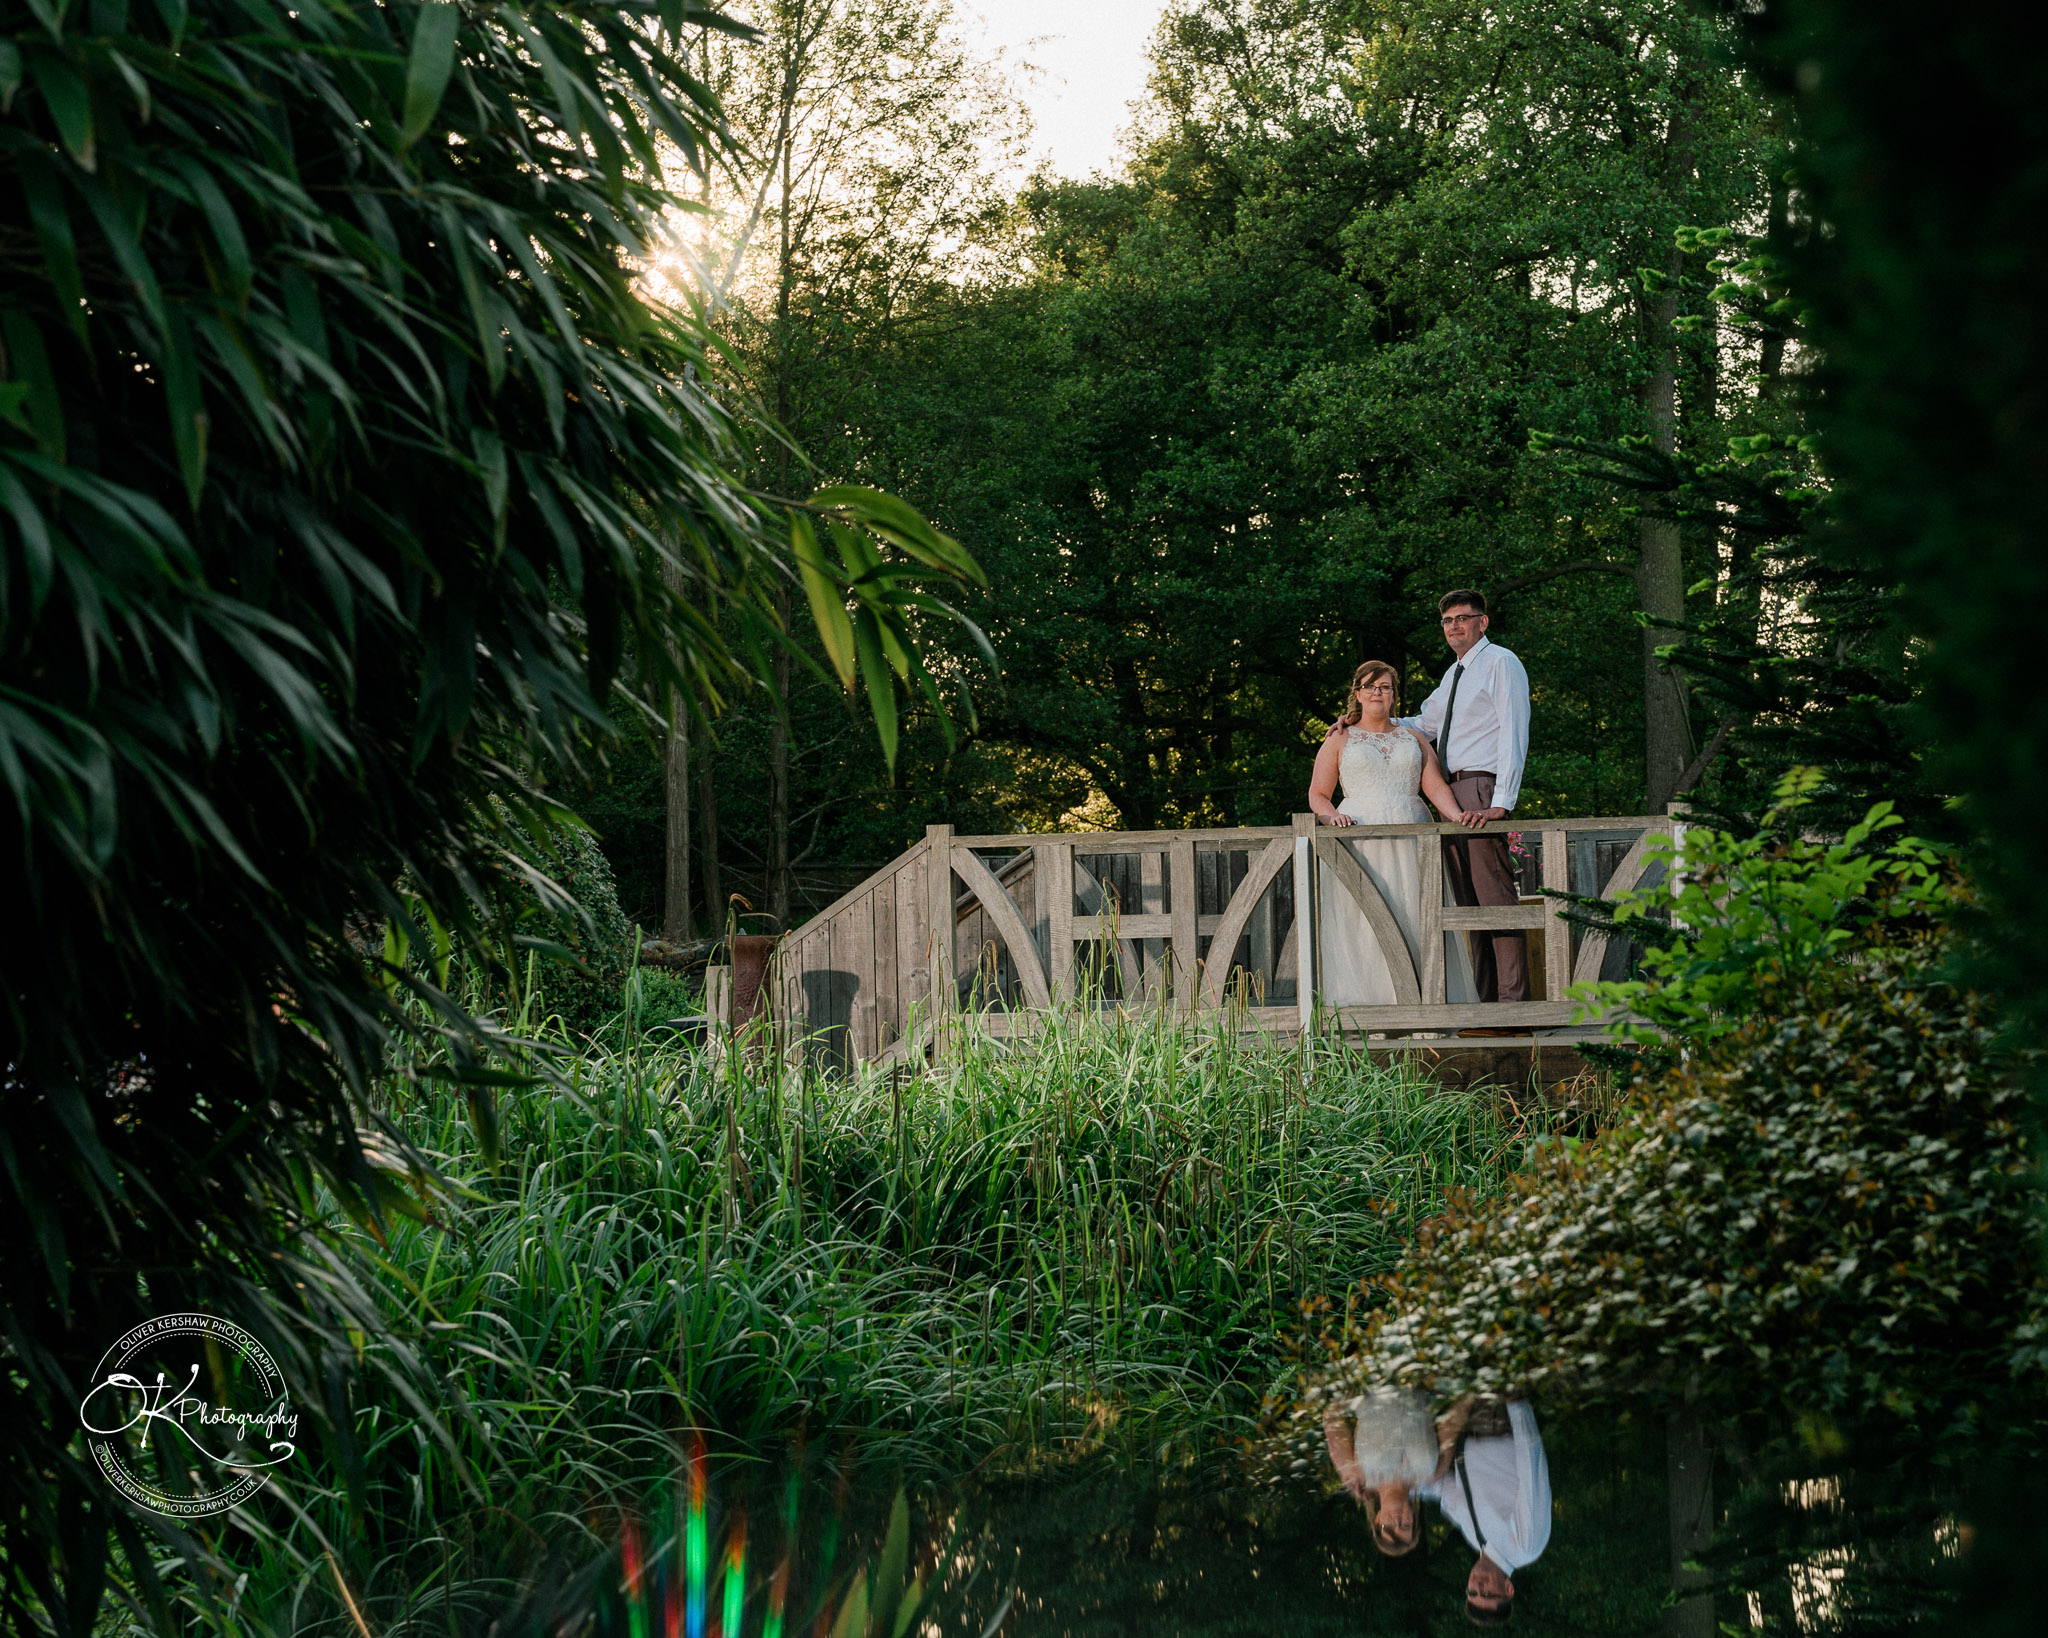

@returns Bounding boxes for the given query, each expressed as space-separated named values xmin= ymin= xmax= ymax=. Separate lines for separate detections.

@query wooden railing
xmin=771 ymin=812 xmax=1675 ymax=1068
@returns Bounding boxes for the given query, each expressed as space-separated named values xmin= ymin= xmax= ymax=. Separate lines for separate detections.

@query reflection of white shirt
xmin=1418 ymin=1401 xmax=1552 ymax=1572
xmin=1400 ymin=636 xmax=1531 ymax=813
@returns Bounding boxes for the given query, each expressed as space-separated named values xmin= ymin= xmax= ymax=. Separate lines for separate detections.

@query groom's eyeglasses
xmin=1440 ymin=612 xmax=1482 ymax=627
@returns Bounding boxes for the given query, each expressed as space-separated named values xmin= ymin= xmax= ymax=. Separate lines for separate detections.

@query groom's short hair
xmin=1440 ymin=588 xmax=1488 ymax=616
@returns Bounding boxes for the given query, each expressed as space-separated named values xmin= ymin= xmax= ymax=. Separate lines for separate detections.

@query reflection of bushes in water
xmin=203 ymin=1012 xmax=1521 ymax=1632
xmin=1706 ymin=1427 xmax=1980 ymax=1637
xmin=319 ymin=1408 xmax=1675 ymax=1638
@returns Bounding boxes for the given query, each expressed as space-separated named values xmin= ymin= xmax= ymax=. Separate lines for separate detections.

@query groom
xmin=1402 ymin=589 xmax=1532 ymax=1004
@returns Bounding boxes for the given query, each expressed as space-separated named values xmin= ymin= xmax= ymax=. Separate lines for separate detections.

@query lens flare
xmin=763 ymin=1457 xmax=800 ymax=1638
xmin=721 ymin=1508 xmax=747 ymax=1638
xmin=622 ymin=1515 xmax=648 ymax=1638
xmin=687 ymin=1434 xmax=708 ymax=1638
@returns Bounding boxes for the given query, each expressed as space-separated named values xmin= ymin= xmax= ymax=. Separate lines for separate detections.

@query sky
xmin=964 ymin=0 xmax=1171 ymax=179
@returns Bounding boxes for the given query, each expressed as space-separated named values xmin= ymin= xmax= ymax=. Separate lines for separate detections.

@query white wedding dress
xmin=1318 ymin=727 xmax=1478 ymax=1008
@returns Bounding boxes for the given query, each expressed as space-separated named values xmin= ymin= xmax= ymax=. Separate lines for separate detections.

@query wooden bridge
xmin=767 ymin=812 xmax=1674 ymax=1068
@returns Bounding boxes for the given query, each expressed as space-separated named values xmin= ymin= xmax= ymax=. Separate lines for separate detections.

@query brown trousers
xmin=1443 ymin=771 xmax=1528 ymax=1003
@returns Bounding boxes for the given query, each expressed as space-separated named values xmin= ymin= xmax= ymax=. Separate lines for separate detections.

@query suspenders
xmin=1456 ymin=1456 xmax=1488 ymax=1550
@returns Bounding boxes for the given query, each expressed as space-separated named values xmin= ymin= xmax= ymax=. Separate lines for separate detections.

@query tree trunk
xmin=664 ymin=696 xmax=693 ymax=941
xmin=1639 ymin=103 xmax=1696 ymax=812
xmin=768 ymin=594 xmax=793 ymax=928
xmin=1639 ymin=322 xmax=1689 ymax=810
xmin=1725 ymin=174 xmax=1791 ymax=659
xmin=662 ymin=555 xmax=693 ymax=941
xmin=696 ymin=732 xmax=723 ymax=932
xmin=1759 ymin=170 xmax=1790 ymax=398
xmin=766 ymin=28 xmax=797 ymax=930
xmin=1211 ymin=685 xmax=1235 ymax=826
xmin=1663 ymin=1412 xmax=1715 ymax=1637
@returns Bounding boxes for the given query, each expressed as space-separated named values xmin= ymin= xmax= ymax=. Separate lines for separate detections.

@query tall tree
xmin=1317 ymin=0 xmax=1767 ymax=809
xmin=579 ymin=0 xmax=1794 ymax=913
xmin=656 ymin=0 xmax=1024 ymax=923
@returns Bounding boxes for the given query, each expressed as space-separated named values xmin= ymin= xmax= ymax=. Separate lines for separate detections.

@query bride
xmin=1307 ymin=661 xmax=1476 ymax=1007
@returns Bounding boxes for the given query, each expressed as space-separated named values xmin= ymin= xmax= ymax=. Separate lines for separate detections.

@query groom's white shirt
xmin=1401 ymin=635 xmax=1531 ymax=813
xmin=1416 ymin=1401 xmax=1553 ymax=1573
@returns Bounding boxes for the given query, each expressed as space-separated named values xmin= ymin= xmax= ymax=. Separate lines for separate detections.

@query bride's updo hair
xmin=1339 ymin=660 xmax=1401 ymax=727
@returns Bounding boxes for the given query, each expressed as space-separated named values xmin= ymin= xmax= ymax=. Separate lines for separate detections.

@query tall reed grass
xmin=192 ymin=1007 xmax=1526 ymax=1634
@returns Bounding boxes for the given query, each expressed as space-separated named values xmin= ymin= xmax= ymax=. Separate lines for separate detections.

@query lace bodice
xmin=1337 ymin=727 xmax=1430 ymax=824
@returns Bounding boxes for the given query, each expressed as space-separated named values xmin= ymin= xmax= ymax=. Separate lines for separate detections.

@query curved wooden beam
xmin=1073 ymin=855 xmax=1144 ymax=1000
xmin=949 ymin=844 xmax=1054 ymax=1010
xmin=1312 ymin=832 xmax=1423 ymax=1007
xmin=1203 ymin=837 xmax=1294 ymax=1007
xmin=1570 ymin=824 xmax=1667 ymax=988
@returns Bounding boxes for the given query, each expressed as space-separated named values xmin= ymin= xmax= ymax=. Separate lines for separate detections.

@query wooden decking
xmin=770 ymin=812 xmax=1674 ymax=1068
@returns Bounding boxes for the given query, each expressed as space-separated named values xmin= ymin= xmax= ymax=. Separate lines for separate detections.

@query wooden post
xmin=704 ymin=964 xmax=733 ymax=1034
xmin=1251 ymin=860 xmax=1275 ymax=1000
xmin=1169 ymin=835 xmax=1197 ymax=1012
xmin=1135 ymin=849 xmax=1164 ymax=1002
xmin=926 ymin=825 xmax=956 ymax=1052
xmin=1419 ymin=822 xmax=1446 ymax=1005
xmin=1542 ymin=827 xmax=1572 ymax=1002
xmin=1291 ymin=813 xmax=1316 ymax=1029
xmin=1040 ymin=841 xmax=1076 ymax=1003
xmin=1667 ymin=802 xmax=1690 ymax=926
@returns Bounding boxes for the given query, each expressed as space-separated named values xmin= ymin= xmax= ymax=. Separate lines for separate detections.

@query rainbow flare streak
xmin=622 ymin=1516 xmax=648 ymax=1638
xmin=687 ymin=1436 xmax=708 ymax=1638
xmin=722 ymin=1510 xmax=747 ymax=1638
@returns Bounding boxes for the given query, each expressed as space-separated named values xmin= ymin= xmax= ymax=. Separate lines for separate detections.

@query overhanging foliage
xmin=0 ymin=0 xmax=979 ymax=1625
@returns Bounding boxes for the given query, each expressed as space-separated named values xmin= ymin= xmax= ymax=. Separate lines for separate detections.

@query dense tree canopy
xmin=591 ymin=0 xmax=1807 ymax=927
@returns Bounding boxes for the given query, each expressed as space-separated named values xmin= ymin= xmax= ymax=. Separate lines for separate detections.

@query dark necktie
xmin=1439 ymin=662 xmax=1466 ymax=772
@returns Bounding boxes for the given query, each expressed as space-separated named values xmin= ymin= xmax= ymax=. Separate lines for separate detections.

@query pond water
xmin=556 ymin=1406 xmax=1979 ymax=1637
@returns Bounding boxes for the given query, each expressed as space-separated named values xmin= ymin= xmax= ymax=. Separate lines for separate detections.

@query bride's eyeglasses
xmin=1357 ymin=685 xmax=1396 ymax=696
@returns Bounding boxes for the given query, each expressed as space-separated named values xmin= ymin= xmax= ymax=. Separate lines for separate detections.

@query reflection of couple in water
xmin=1323 ymin=1388 xmax=1551 ymax=1625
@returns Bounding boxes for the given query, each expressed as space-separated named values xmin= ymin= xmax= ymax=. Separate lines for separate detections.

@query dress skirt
xmin=1316 ymin=803 xmax=1479 ymax=1008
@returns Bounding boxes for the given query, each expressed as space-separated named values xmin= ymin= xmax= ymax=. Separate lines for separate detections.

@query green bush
xmin=628 ymin=966 xmax=701 ymax=1028
xmin=1354 ymin=931 xmax=2039 ymax=1418
xmin=1305 ymin=781 xmax=2045 ymax=1421
xmin=526 ymin=823 xmax=638 ymax=1035
xmin=1579 ymin=766 xmax=1949 ymax=1051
